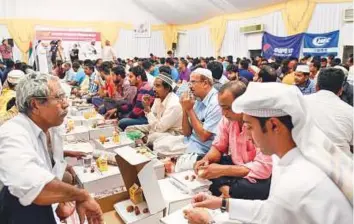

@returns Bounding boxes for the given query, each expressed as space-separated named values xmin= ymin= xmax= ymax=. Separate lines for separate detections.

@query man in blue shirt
xmin=239 ymin=60 xmax=254 ymax=81
xmin=69 ymin=62 xmax=85 ymax=86
xmin=294 ymin=64 xmax=316 ymax=95
xmin=166 ymin=58 xmax=179 ymax=82
xmin=180 ymin=68 xmax=222 ymax=155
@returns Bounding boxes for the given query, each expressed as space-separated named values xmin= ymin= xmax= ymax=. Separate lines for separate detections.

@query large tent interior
xmin=0 ymin=0 xmax=353 ymax=224
xmin=0 ymin=0 xmax=353 ymax=60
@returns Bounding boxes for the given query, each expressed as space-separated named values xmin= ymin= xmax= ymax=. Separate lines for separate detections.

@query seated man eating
xmin=195 ymin=81 xmax=272 ymax=199
xmin=126 ymin=72 xmax=183 ymax=145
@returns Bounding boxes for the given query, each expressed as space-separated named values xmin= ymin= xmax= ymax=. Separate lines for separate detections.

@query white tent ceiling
xmin=133 ymin=0 xmax=287 ymax=24
xmin=1 ymin=0 xmax=287 ymax=25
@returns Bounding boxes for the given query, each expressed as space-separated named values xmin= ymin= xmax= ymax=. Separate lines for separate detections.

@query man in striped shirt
xmin=118 ymin=66 xmax=154 ymax=130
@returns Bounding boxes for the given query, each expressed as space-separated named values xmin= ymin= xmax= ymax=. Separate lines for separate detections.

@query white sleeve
xmin=229 ymin=198 xmax=299 ymax=224
xmin=147 ymin=104 xmax=182 ymax=133
xmin=146 ymin=101 xmax=158 ymax=125
xmin=0 ymin=133 xmax=55 ymax=206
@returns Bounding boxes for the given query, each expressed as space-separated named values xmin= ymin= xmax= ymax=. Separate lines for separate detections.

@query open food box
xmin=169 ymin=170 xmax=212 ymax=195
xmin=113 ymin=147 xmax=166 ymax=224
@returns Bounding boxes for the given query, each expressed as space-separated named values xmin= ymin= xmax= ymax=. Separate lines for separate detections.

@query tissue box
xmin=62 ymin=126 xmax=90 ymax=142
xmin=169 ymin=170 xmax=212 ymax=195
xmin=73 ymin=165 xmax=124 ymax=194
xmin=70 ymin=105 xmax=95 ymax=116
xmin=63 ymin=142 xmax=95 ymax=166
xmin=66 ymin=114 xmax=104 ymax=127
xmin=160 ymin=205 xmax=239 ymax=224
xmin=89 ymin=126 xmax=115 ymax=140
xmin=158 ymin=178 xmax=192 ymax=215
xmin=93 ymin=135 xmax=135 ymax=151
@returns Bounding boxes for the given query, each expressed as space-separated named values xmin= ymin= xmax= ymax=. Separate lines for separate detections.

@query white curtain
xmin=176 ymin=26 xmax=214 ymax=57
xmin=114 ymin=29 xmax=166 ymax=59
xmin=307 ymin=3 xmax=353 ymax=57
xmin=0 ymin=24 xmax=22 ymax=61
xmin=220 ymin=11 xmax=286 ymax=59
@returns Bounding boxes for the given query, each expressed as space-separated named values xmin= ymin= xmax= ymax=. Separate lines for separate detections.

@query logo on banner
xmin=261 ymin=32 xmax=303 ymax=59
xmin=312 ymin=37 xmax=332 ymax=47
xmin=303 ymin=30 xmax=339 ymax=56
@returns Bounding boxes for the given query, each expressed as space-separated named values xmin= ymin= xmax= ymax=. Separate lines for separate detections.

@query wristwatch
xmin=220 ymin=197 xmax=228 ymax=213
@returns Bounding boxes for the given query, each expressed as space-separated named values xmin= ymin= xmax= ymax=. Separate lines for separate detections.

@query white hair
xmin=16 ymin=72 xmax=59 ymax=115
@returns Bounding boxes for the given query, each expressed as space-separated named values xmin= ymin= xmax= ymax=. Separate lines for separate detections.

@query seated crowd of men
xmin=0 ymin=52 xmax=352 ymax=223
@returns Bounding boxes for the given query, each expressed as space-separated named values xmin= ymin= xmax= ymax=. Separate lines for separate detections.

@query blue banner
xmin=303 ymin=30 xmax=340 ymax=56
xmin=262 ymin=32 xmax=304 ymax=59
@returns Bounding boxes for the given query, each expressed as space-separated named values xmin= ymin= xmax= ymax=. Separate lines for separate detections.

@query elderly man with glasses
xmin=0 ymin=73 xmax=103 ymax=224
xmin=180 ymin=68 xmax=222 ymax=155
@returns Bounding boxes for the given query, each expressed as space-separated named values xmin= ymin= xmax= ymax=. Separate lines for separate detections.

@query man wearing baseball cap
xmin=0 ymin=70 xmax=24 ymax=125
xmin=294 ymin=64 xmax=316 ymax=95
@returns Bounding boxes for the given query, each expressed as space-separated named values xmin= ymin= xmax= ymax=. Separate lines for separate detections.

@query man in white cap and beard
xmin=0 ymin=70 xmax=24 ymax=125
xmin=184 ymin=82 xmax=352 ymax=224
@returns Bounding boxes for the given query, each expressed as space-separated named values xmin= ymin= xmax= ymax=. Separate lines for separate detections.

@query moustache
xmin=60 ymin=111 xmax=68 ymax=117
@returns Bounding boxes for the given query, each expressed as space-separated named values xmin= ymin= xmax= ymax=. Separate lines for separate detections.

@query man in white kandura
xmin=0 ymin=73 xmax=103 ymax=224
xmin=126 ymin=72 xmax=182 ymax=145
xmin=184 ymin=82 xmax=352 ymax=224
xmin=305 ymin=68 xmax=353 ymax=156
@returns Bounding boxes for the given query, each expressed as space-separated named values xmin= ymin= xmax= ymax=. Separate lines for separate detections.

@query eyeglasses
xmin=188 ymin=80 xmax=204 ymax=86
xmin=33 ymin=94 xmax=68 ymax=103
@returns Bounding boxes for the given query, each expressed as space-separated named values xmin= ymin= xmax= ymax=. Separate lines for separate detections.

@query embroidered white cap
xmin=191 ymin=68 xmax=213 ymax=81
xmin=295 ymin=64 xmax=310 ymax=73
xmin=7 ymin=70 xmax=25 ymax=84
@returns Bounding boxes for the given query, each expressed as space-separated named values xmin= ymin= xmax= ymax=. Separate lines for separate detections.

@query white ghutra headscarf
xmin=232 ymin=82 xmax=353 ymax=205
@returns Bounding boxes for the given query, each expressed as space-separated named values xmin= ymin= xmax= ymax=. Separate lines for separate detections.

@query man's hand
xmin=76 ymin=197 xmax=104 ymax=224
xmin=198 ymin=163 xmax=225 ymax=179
xmin=194 ymin=159 xmax=209 ymax=174
xmin=64 ymin=151 xmax=87 ymax=159
xmin=180 ymin=94 xmax=195 ymax=112
xmin=105 ymin=108 xmax=117 ymax=119
xmin=183 ymin=208 xmax=213 ymax=224
xmin=56 ymin=202 xmax=76 ymax=221
xmin=192 ymin=192 xmax=222 ymax=210
xmin=142 ymin=94 xmax=151 ymax=113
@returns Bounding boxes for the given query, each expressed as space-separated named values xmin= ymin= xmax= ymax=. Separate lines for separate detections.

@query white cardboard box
xmin=158 ymin=178 xmax=192 ymax=215
xmin=169 ymin=170 xmax=212 ymax=195
xmin=62 ymin=126 xmax=90 ymax=142
xmin=152 ymin=159 xmax=165 ymax=180
xmin=89 ymin=126 xmax=115 ymax=140
xmin=114 ymin=148 xmax=166 ymax=224
xmin=160 ymin=205 xmax=240 ymax=224
xmin=114 ymin=200 xmax=164 ymax=224
xmin=93 ymin=135 xmax=135 ymax=152
xmin=70 ymin=105 xmax=95 ymax=116
xmin=73 ymin=165 xmax=124 ymax=194
xmin=63 ymin=142 xmax=95 ymax=166
xmin=66 ymin=114 xmax=104 ymax=127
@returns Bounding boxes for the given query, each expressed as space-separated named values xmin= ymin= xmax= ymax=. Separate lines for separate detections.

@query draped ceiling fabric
xmin=133 ymin=0 xmax=287 ymax=25
xmin=220 ymin=11 xmax=286 ymax=59
xmin=307 ymin=2 xmax=353 ymax=57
